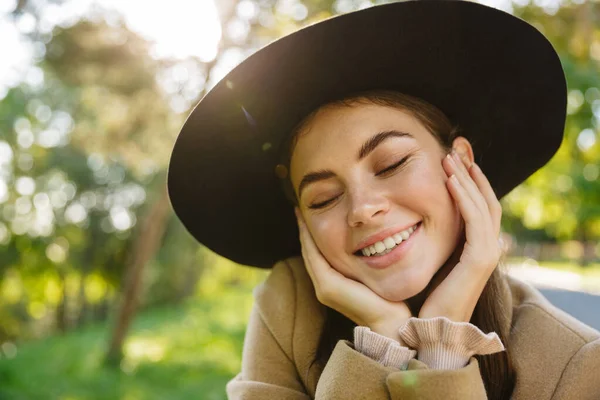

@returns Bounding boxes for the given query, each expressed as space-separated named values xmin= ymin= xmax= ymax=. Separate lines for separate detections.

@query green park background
xmin=0 ymin=0 xmax=599 ymax=399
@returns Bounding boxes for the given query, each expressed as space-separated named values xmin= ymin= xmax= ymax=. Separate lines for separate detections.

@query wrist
xmin=354 ymin=326 xmax=417 ymax=369
xmin=370 ymin=321 xmax=405 ymax=344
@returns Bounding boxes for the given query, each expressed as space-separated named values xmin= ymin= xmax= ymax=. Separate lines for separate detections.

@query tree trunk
xmin=174 ymin=250 xmax=206 ymax=303
xmin=75 ymin=271 xmax=89 ymax=327
xmin=75 ymin=226 xmax=100 ymax=328
xmin=55 ymin=269 xmax=67 ymax=333
xmin=104 ymin=1 xmax=237 ymax=367
xmin=105 ymin=182 xmax=171 ymax=366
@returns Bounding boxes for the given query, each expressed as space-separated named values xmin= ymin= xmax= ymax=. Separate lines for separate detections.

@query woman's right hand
xmin=295 ymin=208 xmax=413 ymax=343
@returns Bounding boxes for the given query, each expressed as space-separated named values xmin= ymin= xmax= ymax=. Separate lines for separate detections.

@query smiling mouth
xmin=353 ymin=221 xmax=422 ymax=257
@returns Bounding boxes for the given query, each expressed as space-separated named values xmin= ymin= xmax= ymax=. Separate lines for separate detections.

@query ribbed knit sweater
xmin=354 ymin=316 xmax=505 ymax=370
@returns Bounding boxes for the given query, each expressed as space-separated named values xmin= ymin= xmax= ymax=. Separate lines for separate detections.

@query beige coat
xmin=227 ymin=256 xmax=600 ymax=399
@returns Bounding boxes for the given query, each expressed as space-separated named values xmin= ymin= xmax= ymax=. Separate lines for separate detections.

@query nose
xmin=347 ymin=188 xmax=389 ymax=227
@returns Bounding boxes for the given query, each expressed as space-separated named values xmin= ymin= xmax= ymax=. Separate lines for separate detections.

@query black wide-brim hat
xmin=168 ymin=0 xmax=566 ymax=268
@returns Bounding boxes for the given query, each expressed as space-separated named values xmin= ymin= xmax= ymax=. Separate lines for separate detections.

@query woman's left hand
xmin=418 ymin=150 xmax=503 ymax=322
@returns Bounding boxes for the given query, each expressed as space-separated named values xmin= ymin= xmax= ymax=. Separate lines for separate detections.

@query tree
xmin=502 ymin=1 xmax=600 ymax=264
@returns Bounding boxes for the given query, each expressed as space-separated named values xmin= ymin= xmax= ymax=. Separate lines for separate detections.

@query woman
xmin=167 ymin=1 xmax=600 ymax=399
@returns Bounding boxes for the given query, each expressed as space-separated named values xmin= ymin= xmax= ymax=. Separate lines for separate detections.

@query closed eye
xmin=376 ymin=155 xmax=410 ymax=176
xmin=308 ymin=195 xmax=340 ymax=210
xmin=308 ymin=155 xmax=411 ymax=210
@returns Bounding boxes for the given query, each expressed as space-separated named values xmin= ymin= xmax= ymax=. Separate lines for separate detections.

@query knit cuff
xmin=398 ymin=317 xmax=505 ymax=370
xmin=354 ymin=326 xmax=417 ymax=369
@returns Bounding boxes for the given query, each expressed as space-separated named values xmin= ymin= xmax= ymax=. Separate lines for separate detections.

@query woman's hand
xmin=419 ymin=150 xmax=503 ymax=322
xmin=295 ymin=208 xmax=412 ymax=342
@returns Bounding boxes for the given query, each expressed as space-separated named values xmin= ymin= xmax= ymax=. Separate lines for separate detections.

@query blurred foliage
xmin=501 ymin=1 xmax=600 ymax=264
xmin=0 ymin=258 xmax=267 ymax=400
xmin=0 ymin=0 xmax=207 ymax=343
xmin=0 ymin=0 xmax=598 ymax=397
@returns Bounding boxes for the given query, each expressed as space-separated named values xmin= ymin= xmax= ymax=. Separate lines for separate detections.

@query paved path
xmin=539 ymin=288 xmax=600 ymax=331
xmin=507 ymin=265 xmax=600 ymax=331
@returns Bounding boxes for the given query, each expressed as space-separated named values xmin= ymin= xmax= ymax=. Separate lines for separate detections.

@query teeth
xmin=360 ymin=223 xmax=419 ymax=257
xmin=383 ymin=237 xmax=396 ymax=249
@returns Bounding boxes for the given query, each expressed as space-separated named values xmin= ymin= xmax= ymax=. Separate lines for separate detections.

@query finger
xmin=451 ymin=151 xmax=491 ymax=216
xmin=447 ymin=174 xmax=488 ymax=240
xmin=296 ymin=209 xmax=374 ymax=320
xmin=469 ymin=163 xmax=502 ymax=235
xmin=295 ymin=208 xmax=341 ymax=286
xmin=295 ymin=209 xmax=320 ymax=282
xmin=448 ymin=172 xmax=502 ymax=264
xmin=445 ymin=153 xmax=488 ymax=217
xmin=455 ymin=150 xmax=473 ymax=170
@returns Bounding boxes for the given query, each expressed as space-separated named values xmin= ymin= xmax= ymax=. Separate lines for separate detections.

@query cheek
xmin=308 ymin=216 xmax=345 ymax=258
xmin=411 ymin=162 xmax=463 ymax=249
xmin=392 ymin=160 xmax=462 ymax=248
xmin=307 ymin=214 xmax=359 ymax=277
xmin=392 ymin=159 xmax=452 ymax=210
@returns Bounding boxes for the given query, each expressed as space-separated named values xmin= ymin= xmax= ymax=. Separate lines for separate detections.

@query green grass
xmin=0 ymin=285 xmax=257 ymax=400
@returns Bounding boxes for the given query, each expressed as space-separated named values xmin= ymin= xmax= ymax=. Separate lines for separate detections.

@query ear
xmin=451 ymin=136 xmax=475 ymax=169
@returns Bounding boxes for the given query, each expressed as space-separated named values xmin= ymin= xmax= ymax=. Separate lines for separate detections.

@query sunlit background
xmin=0 ymin=0 xmax=599 ymax=399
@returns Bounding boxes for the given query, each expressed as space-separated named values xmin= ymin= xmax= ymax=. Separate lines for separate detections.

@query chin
xmin=371 ymin=268 xmax=433 ymax=302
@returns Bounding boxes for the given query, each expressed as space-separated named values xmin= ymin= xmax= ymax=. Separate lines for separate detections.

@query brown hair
xmin=282 ymin=90 xmax=515 ymax=400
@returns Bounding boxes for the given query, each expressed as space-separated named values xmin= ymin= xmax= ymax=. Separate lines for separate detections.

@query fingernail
xmin=452 ymin=150 xmax=461 ymax=163
xmin=448 ymin=154 xmax=458 ymax=169
xmin=454 ymin=152 xmax=469 ymax=170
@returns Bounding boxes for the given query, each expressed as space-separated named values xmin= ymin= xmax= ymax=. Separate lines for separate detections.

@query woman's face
xmin=290 ymin=103 xmax=465 ymax=302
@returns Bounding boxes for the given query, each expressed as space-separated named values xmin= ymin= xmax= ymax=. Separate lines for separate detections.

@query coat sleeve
xmin=315 ymin=339 xmax=488 ymax=399
xmin=226 ymin=307 xmax=311 ymax=399
xmin=550 ymin=337 xmax=600 ymax=400
xmin=226 ymin=261 xmax=311 ymax=399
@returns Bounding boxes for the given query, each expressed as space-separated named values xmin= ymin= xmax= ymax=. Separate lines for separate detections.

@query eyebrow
xmin=297 ymin=130 xmax=414 ymax=199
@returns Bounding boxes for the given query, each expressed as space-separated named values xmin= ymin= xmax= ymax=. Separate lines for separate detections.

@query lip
xmin=353 ymin=221 xmax=421 ymax=253
xmin=356 ymin=222 xmax=422 ymax=270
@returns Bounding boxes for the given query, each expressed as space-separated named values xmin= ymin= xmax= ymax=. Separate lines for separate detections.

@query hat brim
xmin=168 ymin=0 xmax=566 ymax=268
